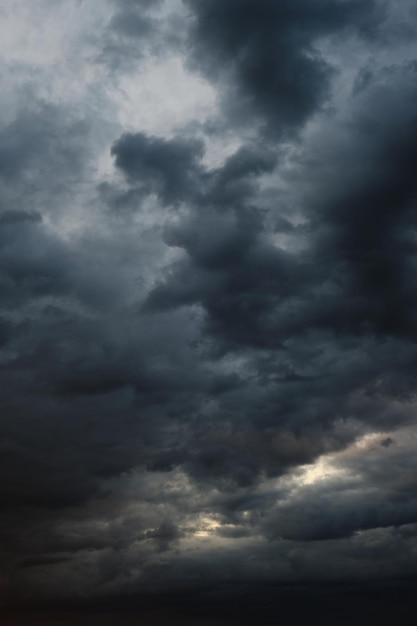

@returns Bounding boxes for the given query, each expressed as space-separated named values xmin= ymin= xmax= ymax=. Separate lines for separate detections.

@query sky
xmin=1 ymin=1 xmax=417 ymax=624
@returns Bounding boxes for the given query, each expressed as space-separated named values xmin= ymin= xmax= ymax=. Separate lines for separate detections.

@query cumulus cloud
xmin=184 ymin=0 xmax=385 ymax=136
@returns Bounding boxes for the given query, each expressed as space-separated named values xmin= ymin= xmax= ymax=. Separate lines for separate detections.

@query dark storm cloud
xmin=184 ymin=0 xmax=384 ymax=135
xmin=0 ymin=98 xmax=172 ymax=516
xmin=2 ymin=1 xmax=417 ymax=623
xmin=104 ymin=57 xmax=417 ymax=507
xmin=265 ymin=475 xmax=417 ymax=542
xmin=145 ymin=520 xmax=183 ymax=552
xmin=261 ymin=428 xmax=417 ymax=542
xmin=97 ymin=57 xmax=417 ymax=499
xmin=111 ymin=132 xmax=204 ymax=204
xmin=143 ymin=60 xmax=417 ymax=349
xmin=309 ymin=63 xmax=417 ymax=338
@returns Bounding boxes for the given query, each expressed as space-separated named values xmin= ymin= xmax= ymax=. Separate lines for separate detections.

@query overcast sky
xmin=1 ymin=1 xmax=417 ymax=624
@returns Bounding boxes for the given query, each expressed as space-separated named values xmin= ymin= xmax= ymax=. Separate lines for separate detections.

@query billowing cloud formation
xmin=184 ymin=0 xmax=384 ymax=134
xmin=1 ymin=1 xmax=417 ymax=624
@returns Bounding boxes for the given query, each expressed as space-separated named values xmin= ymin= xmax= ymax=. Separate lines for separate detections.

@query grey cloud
xmin=2 ymin=1 xmax=417 ymax=622
xmin=111 ymin=132 xmax=204 ymax=205
xmin=184 ymin=0 xmax=384 ymax=135
xmin=100 ymin=0 xmax=183 ymax=71
xmin=264 ymin=430 xmax=417 ymax=541
xmin=145 ymin=520 xmax=183 ymax=552
xmin=0 ymin=104 xmax=89 ymax=187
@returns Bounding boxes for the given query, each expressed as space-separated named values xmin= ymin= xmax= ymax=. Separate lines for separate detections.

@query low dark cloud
xmin=111 ymin=132 xmax=204 ymax=204
xmin=184 ymin=0 xmax=384 ymax=135
xmin=1 ymin=1 xmax=417 ymax=624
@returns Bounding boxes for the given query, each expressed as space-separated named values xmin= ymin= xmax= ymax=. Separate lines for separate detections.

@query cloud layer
xmin=1 ymin=0 xmax=417 ymax=623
